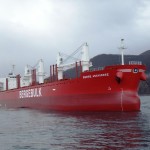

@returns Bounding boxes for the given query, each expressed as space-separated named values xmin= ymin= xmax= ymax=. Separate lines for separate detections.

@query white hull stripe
xmin=118 ymin=69 xmax=132 ymax=72
xmin=118 ymin=69 xmax=144 ymax=72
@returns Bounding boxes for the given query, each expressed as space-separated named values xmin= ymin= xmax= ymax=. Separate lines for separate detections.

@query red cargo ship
xmin=0 ymin=40 xmax=147 ymax=111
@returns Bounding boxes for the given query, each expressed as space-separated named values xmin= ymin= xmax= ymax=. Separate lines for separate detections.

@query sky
xmin=0 ymin=0 xmax=150 ymax=76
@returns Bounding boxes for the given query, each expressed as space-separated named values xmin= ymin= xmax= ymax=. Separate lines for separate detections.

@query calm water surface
xmin=0 ymin=96 xmax=150 ymax=150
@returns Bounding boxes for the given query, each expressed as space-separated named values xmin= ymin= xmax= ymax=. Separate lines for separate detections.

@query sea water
xmin=0 ymin=96 xmax=149 ymax=150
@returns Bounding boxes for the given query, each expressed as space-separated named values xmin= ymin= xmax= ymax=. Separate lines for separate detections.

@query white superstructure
xmin=37 ymin=59 xmax=45 ymax=84
xmin=81 ymin=43 xmax=90 ymax=72
xmin=0 ymin=59 xmax=45 ymax=91
xmin=56 ymin=43 xmax=91 ymax=80
xmin=20 ymin=65 xmax=32 ymax=87
xmin=57 ymin=53 xmax=63 ymax=80
xmin=0 ymin=43 xmax=91 ymax=90
xmin=0 ymin=78 xmax=6 ymax=91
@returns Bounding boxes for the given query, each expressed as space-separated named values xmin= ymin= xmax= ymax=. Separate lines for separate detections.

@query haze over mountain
xmin=91 ymin=50 xmax=150 ymax=73
xmin=65 ymin=49 xmax=150 ymax=78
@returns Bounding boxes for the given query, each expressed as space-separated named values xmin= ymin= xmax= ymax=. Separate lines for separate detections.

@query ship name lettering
xmin=19 ymin=88 xmax=42 ymax=99
xmin=93 ymin=73 xmax=109 ymax=78
xmin=83 ymin=73 xmax=109 ymax=79
xmin=83 ymin=75 xmax=92 ymax=79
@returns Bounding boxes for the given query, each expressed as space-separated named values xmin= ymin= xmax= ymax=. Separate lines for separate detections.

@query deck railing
xmin=129 ymin=61 xmax=142 ymax=65
xmin=89 ymin=67 xmax=104 ymax=71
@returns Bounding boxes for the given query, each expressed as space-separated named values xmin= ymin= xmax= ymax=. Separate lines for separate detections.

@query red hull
xmin=0 ymin=65 xmax=146 ymax=111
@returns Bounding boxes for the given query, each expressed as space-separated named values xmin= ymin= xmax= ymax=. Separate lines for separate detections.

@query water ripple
xmin=0 ymin=96 xmax=149 ymax=150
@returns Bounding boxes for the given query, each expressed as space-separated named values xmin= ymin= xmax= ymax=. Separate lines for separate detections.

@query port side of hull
xmin=0 ymin=64 xmax=146 ymax=111
xmin=0 ymin=91 xmax=140 ymax=111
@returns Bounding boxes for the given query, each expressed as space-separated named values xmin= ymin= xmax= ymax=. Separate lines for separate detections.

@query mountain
xmin=91 ymin=52 xmax=150 ymax=74
xmin=140 ymin=50 xmax=150 ymax=56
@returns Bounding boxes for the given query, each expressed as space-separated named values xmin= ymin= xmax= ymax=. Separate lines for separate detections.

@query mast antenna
xmin=119 ymin=39 xmax=126 ymax=65
xmin=12 ymin=64 xmax=15 ymax=75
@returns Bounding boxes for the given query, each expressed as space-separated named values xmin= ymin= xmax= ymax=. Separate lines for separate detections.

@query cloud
xmin=0 ymin=0 xmax=150 ymax=76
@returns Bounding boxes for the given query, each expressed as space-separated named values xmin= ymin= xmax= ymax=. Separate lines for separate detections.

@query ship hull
xmin=0 ymin=65 xmax=146 ymax=111
xmin=0 ymin=92 xmax=140 ymax=111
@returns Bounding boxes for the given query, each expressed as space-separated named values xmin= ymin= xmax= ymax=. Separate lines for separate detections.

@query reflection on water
xmin=48 ymin=111 xmax=150 ymax=150
xmin=0 ymin=96 xmax=149 ymax=150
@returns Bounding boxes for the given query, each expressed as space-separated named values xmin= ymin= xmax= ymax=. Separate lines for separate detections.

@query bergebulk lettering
xmin=19 ymin=88 xmax=42 ymax=99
